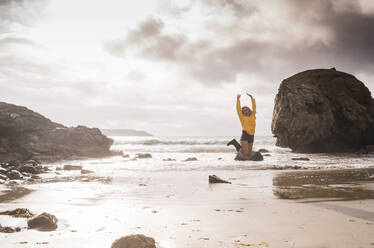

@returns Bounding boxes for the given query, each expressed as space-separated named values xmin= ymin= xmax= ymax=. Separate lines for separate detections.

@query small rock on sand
xmin=292 ymin=157 xmax=310 ymax=161
xmin=184 ymin=157 xmax=198 ymax=162
xmin=111 ymin=234 xmax=156 ymax=248
xmin=0 ymin=226 xmax=21 ymax=233
xmin=27 ymin=212 xmax=58 ymax=231
xmin=81 ymin=169 xmax=94 ymax=174
xmin=209 ymin=175 xmax=231 ymax=184
xmin=0 ymin=208 xmax=34 ymax=218
xmin=63 ymin=165 xmax=83 ymax=170
xmin=258 ymin=148 xmax=269 ymax=153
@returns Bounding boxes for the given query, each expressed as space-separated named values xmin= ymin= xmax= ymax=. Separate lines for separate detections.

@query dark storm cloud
xmin=104 ymin=0 xmax=374 ymax=86
xmin=0 ymin=0 xmax=46 ymax=32
xmin=104 ymin=18 xmax=187 ymax=61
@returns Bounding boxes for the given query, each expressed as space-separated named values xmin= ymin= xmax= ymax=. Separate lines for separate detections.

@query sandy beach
xmin=1 ymin=168 xmax=374 ymax=248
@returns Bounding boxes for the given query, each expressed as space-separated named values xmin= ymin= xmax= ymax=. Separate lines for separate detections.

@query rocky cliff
xmin=271 ymin=68 xmax=374 ymax=153
xmin=0 ymin=102 xmax=113 ymax=162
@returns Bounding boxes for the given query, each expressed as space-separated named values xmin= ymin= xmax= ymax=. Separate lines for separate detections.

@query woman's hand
xmin=237 ymin=94 xmax=241 ymax=99
xmin=246 ymin=93 xmax=253 ymax=98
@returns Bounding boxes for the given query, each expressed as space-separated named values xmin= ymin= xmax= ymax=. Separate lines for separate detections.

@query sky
xmin=1 ymin=0 xmax=374 ymax=136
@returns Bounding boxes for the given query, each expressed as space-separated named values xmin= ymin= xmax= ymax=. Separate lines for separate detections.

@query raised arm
xmin=247 ymin=93 xmax=256 ymax=116
xmin=236 ymin=94 xmax=243 ymax=118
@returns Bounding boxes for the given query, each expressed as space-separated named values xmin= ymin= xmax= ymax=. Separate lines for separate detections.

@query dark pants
xmin=227 ymin=131 xmax=254 ymax=152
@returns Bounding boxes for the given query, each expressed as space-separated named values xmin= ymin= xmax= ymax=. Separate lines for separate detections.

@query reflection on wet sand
xmin=273 ymin=168 xmax=374 ymax=201
xmin=0 ymin=187 xmax=33 ymax=203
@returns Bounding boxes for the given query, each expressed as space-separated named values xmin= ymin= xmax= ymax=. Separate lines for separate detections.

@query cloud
xmin=0 ymin=0 xmax=47 ymax=32
xmin=104 ymin=0 xmax=374 ymax=88
xmin=2 ymin=0 xmax=374 ymax=136
xmin=201 ymin=0 xmax=257 ymax=18
xmin=104 ymin=17 xmax=187 ymax=61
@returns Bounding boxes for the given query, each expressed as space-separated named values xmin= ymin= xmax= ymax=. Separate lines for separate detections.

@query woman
xmin=227 ymin=93 xmax=256 ymax=157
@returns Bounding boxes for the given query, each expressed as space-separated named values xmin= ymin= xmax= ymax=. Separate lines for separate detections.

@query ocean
xmin=48 ymin=135 xmax=374 ymax=173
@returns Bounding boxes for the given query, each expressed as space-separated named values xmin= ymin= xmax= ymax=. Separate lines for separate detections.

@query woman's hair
xmin=242 ymin=106 xmax=252 ymax=116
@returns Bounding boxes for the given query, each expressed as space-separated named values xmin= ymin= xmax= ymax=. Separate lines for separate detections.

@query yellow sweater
xmin=236 ymin=97 xmax=256 ymax=135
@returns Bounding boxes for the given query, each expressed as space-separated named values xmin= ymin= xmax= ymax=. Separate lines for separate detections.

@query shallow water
xmin=1 ymin=136 xmax=374 ymax=248
xmin=45 ymin=136 xmax=374 ymax=174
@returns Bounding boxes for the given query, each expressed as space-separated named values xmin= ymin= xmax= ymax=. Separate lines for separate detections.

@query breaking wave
xmin=115 ymin=138 xmax=229 ymax=146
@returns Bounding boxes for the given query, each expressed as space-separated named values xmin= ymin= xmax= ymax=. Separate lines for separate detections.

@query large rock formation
xmin=0 ymin=102 xmax=113 ymax=162
xmin=271 ymin=68 xmax=374 ymax=153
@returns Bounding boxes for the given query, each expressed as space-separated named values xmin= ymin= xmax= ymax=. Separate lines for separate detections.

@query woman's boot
xmin=227 ymin=139 xmax=241 ymax=152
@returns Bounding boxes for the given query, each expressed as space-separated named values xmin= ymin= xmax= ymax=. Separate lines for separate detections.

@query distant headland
xmin=100 ymin=129 xmax=153 ymax=137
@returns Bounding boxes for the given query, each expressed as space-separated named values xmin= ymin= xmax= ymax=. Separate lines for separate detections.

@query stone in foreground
xmin=0 ymin=208 xmax=34 ymax=218
xmin=271 ymin=68 xmax=374 ymax=153
xmin=209 ymin=175 xmax=231 ymax=184
xmin=184 ymin=157 xmax=198 ymax=161
xmin=27 ymin=212 xmax=57 ymax=231
xmin=111 ymin=234 xmax=156 ymax=248
xmin=234 ymin=151 xmax=264 ymax=161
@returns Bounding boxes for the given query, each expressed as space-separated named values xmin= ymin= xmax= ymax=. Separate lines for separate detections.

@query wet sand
xmin=0 ymin=168 xmax=374 ymax=248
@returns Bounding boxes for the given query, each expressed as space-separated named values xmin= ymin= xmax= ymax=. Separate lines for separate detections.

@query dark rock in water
xmin=111 ymin=150 xmax=124 ymax=156
xmin=263 ymin=154 xmax=271 ymax=157
xmin=8 ymin=160 xmax=20 ymax=167
xmin=80 ymin=169 xmax=94 ymax=174
xmin=122 ymin=154 xmax=130 ymax=158
xmin=292 ymin=157 xmax=310 ymax=161
xmin=0 ymin=174 xmax=7 ymax=181
xmin=235 ymin=151 xmax=264 ymax=161
xmin=19 ymin=165 xmax=39 ymax=174
xmin=257 ymin=148 xmax=269 ymax=153
xmin=26 ymin=160 xmax=39 ymax=166
xmin=0 ymin=102 xmax=113 ymax=162
xmin=27 ymin=212 xmax=57 ymax=231
xmin=7 ymin=170 xmax=23 ymax=180
xmin=135 ymin=153 xmax=152 ymax=159
xmin=162 ymin=158 xmax=176 ymax=161
xmin=272 ymin=69 xmax=374 ymax=153
xmin=209 ymin=175 xmax=231 ymax=184
xmin=111 ymin=234 xmax=156 ymax=248
xmin=63 ymin=165 xmax=83 ymax=170
xmin=0 ymin=167 xmax=7 ymax=175
xmin=184 ymin=157 xmax=198 ymax=162
xmin=0 ymin=208 xmax=34 ymax=218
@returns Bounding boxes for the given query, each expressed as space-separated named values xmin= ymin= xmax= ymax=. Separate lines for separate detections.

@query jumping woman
xmin=227 ymin=93 xmax=256 ymax=157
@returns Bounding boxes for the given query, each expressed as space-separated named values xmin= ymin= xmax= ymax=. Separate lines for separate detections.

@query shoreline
xmin=0 ymin=167 xmax=373 ymax=247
